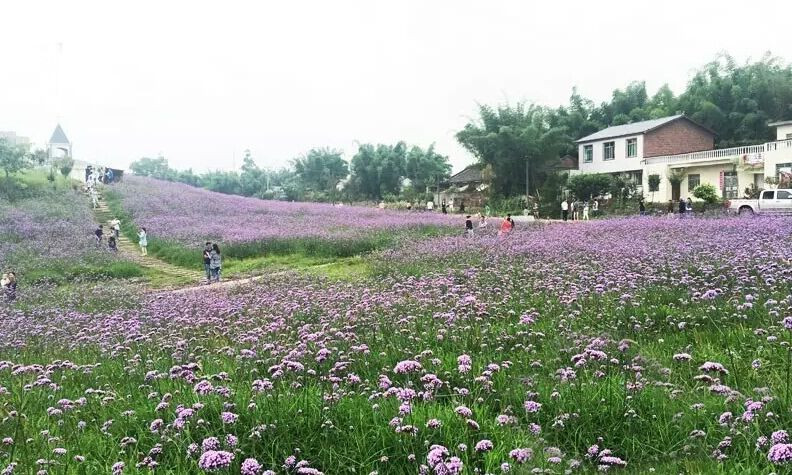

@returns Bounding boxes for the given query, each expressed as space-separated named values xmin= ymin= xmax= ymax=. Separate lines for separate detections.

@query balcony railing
xmin=643 ymin=139 xmax=792 ymax=165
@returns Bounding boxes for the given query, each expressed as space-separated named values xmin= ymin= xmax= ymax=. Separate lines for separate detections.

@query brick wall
xmin=643 ymin=119 xmax=714 ymax=158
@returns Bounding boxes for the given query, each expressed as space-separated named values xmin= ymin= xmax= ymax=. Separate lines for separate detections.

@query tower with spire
xmin=48 ymin=124 xmax=71 ymax=161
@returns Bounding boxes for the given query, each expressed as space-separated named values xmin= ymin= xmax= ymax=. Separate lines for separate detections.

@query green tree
xmin=693 ymin=183 xmax=719 ymax=203
xmin=566 ymin=173 xmax=611 ymax=200
xmin=348 ymin=142 xmax=406 ymax=199
xmin=292 ymin=148 xmax=348 ymax=194
xmin=456 ymin=103 xmax=566 ymax=197
xmin=239 ymin=150 xmax=265 ymax=197
xmin=129 ymin=156 xmax=172 ymax=178
xmin=0 ymin=138 xmax=30 ymax=179
xmin=404 ymin=144 xmax=451 ymax=193
xmin=56 ymin=156 xmax=74 ymax=181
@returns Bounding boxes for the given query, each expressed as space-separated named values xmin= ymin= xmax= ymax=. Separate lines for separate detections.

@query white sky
xmin=1 ymin=0 xmax=790 ymax=173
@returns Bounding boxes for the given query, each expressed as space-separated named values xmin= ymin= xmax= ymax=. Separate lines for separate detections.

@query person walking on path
xmin=667 ymin=200 xmax=674 ymax=217
xmin=686 ymin=197 xmax=693 ymax=213
xmin=561 ymin=199 xmax=569 ymax=221
xmin=465 ymin=215 xmax=474 ymax=237
xmin=95 ymin=224 xmax=104 ymax=244
xmin=90 ymin=187 xmax=99 ymax=209
xmin=639 ymin=200 xmax=646 ymax=216
xmin=138 ymin=227 xmax=148 ymax=256
xmin=583 ymin=201 xmax=590 ymax=221
xmin=108 ymin=235 xmax=118 ymax=253
xmin=678 ymin=198 xmax=686 ymax=217
xmin=441 ymin=201 xmax=447 ymax=214
xmin=109 ymin=218 xmax=121 ymax=239
xmin=209 ymin=244 xmax=222 ymax=283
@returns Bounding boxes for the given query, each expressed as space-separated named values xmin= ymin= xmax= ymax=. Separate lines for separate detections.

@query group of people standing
xmin=94 ymin=219 xmax=148 ymax=256
xmin=1 ymin=272 xmax=17 ymax=303
xmin=561 ymin=199 xmax=597 ymax=222
xmin=202 ymin=242 xmax=223 ymax=283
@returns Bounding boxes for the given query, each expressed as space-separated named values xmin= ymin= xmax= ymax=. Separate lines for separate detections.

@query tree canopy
xmin=292 ymin=148 xmax=348 ymax=194
xmin=456 ymin=103 xmax=566 ymax=197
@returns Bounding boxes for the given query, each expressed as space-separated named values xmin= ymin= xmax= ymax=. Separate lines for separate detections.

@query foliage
xmin=456 ymin=103 xmax=566 ymax=197
xmin=404 ymin=144 xmax=452 ymax=192
xmin=609 ymin=173 xmax=638 ymax=205
xmin=129 ymin=156 xmax=171 ymax=178
xmin=667 ymin=169 xmax=687 ymax=186
xmin=648 ymin=174 xmax=660 ymax=192
xmin=566 ymin=173 xmax=612 ymax=200
xmin=347 ymin=142 xmax=407 ymax=199
xmin=292 ymin=148 xmax=348 ymax=195
xmin=693 ymin=183 xmax=720 ymax=203
xmin=55 ymin=156 xmax=74 ymax=180
xmin=0 ymin=138 xmax=29 ymax=179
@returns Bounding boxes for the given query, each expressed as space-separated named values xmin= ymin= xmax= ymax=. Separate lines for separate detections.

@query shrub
xmin=566 ymin=173 xmax=611 ymax=200
xmin=693 ymin=184 xmax=719 ymax=204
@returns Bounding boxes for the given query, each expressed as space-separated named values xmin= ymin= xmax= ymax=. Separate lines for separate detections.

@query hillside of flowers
xmin=0 ymin=183 xmax=139 ymax=284
xmin=109 ymin=176 xmax=457 ymax=261
xmin=1 ymin=216 xmax=791 ymax=473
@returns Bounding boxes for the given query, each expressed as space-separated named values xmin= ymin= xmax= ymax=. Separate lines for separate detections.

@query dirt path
xmin=93 ymin=194 xmax=205 ymax=284
xmin=92 ymin=192 xmax=334 ymax=294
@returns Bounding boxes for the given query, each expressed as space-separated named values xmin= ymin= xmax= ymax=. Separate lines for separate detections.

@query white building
xmin=48 ymin=124 xmax=72 ymax=160
xmin=0 ymin=131 xmax=30 ymax=147
xmin=573 ymin=115 xmax=792 ymax=202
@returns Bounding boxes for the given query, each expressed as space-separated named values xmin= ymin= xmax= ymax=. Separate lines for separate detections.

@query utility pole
xmin=525 ymin=158 xmax=530 ymax=200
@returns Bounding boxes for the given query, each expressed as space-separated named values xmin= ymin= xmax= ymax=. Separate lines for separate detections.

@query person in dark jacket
xmin=639 ymin=200 xmax=646 ymax=216
xmin=678 ymin=198 xmax=686 ymax=216
xmin=95 ymin=225 xmax=104 ymax=243
xmin=203 ymin=242 xmax=213 ymax=283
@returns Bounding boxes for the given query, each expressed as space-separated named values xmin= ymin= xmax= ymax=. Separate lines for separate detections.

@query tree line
xmin=129 ymin=142 xmax=452 ymax=203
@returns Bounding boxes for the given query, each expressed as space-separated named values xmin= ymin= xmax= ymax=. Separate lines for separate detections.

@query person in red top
xmin=499 ymin=215 xmax=513 ymax=236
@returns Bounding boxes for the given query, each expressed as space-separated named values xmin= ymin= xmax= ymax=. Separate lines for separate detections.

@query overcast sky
xmin=1 ymin=0 xmax=790 ymax=173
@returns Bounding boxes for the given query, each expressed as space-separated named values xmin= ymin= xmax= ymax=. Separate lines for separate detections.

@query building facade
xmin=0 ymin=131 xmax=30 ymax=147
xmin=573 ymin=115 xmax=792 ymax=202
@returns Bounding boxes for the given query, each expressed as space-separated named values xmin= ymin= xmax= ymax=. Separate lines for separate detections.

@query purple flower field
xmin=1 ymin=216 xmax=792 ymax=473
xmin=112 ymin=176 xmax=457 ymax=246
xmin=0 ymin=187 xmax=136 ymax=283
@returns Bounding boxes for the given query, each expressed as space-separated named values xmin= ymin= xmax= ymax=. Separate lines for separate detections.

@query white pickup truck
xmin=729 ymin=189 xmax=792 ymax=215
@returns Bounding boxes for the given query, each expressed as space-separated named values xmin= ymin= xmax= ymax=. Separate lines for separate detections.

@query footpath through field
xmin=92 ymin=193 xmax=205 ymax=284
xmin=92 ymin=191 xmax=335 ymax=293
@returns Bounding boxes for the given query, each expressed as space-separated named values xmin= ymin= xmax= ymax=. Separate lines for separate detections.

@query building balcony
xmin=642 ymin=139 xmax=792 ymax=167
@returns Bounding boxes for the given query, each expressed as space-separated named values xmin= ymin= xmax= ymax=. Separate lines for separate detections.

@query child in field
xmin=108 ymin=236 xmax=118 ymax=252
xmin=138 ymin=227 xmax=148 ymax=256
xmin=465 ymin=215 xmax=474 ymax=237
xmin=583 ymin=201 xmax=590 ymax=221
xmin=499 ymin=215 xmax=513 ymax=237
xmin=1 ymin=272 xmax=17 ymax=302
xmin=95 ymin=225 xmax=104 ymax=243
xmin=478 ymin=214 xmax=487 ymax=228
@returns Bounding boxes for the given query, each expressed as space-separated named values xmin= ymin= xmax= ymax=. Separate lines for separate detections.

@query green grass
xmin=103 ymin=188 xmax=446 ymax=278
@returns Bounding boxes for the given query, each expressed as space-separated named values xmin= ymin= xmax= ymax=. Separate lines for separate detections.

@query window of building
xmin=762 ymin=190 xmax=774 ymax=200
xmin=778 ymin=163 xmax=792 ymax=176
xmin=603 ymin=142 xmax=615 ymax=160
xmin=626 ymin=138 xmax=637 ymax=158
xmin=688 ymin=174 xmax=700 ymax=191
xmin=583 ymin=145 xmax=593 ymax=163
